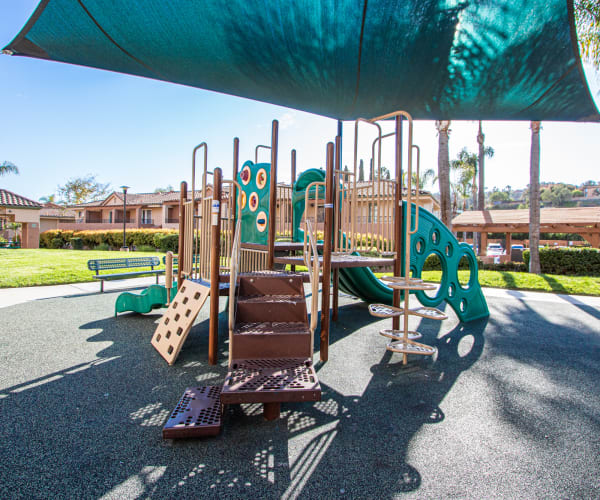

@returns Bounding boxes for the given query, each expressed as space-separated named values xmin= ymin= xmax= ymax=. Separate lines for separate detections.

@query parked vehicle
xmin=487 ymin=243 xmax=504 ymax=256
xmin=511 ymin=244 xmax=525 ymax=251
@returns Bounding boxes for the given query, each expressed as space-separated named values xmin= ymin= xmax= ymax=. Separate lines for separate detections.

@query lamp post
xmin=120 ymin=185 xmax=129 ymax=251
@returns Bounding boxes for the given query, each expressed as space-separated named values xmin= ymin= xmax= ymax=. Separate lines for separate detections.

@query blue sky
xmin=1 ymin=1 xmax=599 ymax=202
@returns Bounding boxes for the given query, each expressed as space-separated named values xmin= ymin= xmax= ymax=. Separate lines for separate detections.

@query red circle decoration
xmin=256 ymin=168 xmax=267 ymax=189
xmin=256 ymin=211 xmax=267 ymax=232
xmin=240 ymin=165 xmax=251 ymax=185
xmin=249 ymin=192 xmax=259 ymax=212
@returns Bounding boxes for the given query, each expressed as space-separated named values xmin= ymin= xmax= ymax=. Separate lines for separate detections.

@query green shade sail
xmin=4 ymin=0 xmax=598 ymax=121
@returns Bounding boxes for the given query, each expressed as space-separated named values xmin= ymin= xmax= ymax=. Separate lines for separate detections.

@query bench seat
xmin=88 ymin=257 xmax=164 ymax=292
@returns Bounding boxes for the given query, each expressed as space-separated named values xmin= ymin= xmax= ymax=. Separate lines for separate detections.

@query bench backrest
xmin=88 ymin=257 xmax=161 ymax=272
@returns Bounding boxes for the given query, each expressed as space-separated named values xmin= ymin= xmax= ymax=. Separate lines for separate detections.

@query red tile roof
xmin=0 ymin=189 xmax=42 ymax=208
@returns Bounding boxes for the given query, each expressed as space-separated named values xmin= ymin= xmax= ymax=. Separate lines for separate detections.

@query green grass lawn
xmin=2 ymin=249 xmax=599 ymax=296
xmin=0 ymin=249 xmax=166 ymax=288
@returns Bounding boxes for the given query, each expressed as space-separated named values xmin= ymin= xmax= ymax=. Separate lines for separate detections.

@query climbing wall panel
xmin=151 ymin=280 xmax=210 ymax=365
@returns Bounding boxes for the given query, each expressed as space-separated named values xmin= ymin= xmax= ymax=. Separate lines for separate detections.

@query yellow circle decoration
xmin=256 ymin=211 xmax=267 ymax=232
xmin=240 ymin=191 xmax=247 ymax=210
xmin=249 ymin=192 xmax=259 ymax=212
xmin=256 ymin=168 xmax=267 ymax=189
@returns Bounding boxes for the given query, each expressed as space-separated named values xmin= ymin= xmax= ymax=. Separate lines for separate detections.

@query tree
xmin=436 ymin=120 xmax=452 ymax=228
xmin=540 ymin=184 xmax=574 ymax=207
xmin=451 ymin=148 xmax=478 ymax=211
xmin=575 ymin=0 xmax=600 ymax=69
xmin=57 ymin=174 xmax=111 ymax=205
xmin=0 ymin=161 xmax=19 ymax=177
xmin=6 ymin=222 xmax=22 ymax=243
xmin=403 ymin=168 xmax=437 ymax=190
xmin=489 ymin=190 xmax=510 ymax=204
xmin=358 ymin=159 xmax=365 ymax=182
xmin=39 ymin=194 xmax=56 ymax=204
xmin=529 ymin=122 xmax=541 ymax=274
xmin=154 ymin=185 xmax=174 ymax=193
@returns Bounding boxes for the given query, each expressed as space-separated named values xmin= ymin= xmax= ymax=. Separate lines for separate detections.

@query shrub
xmin=421 ymin=253 xmax=526 ymax=273
xmin=70 ymin=237 xmax=84 ymax=250
xmin=96 ymin=243 xmax=110 ymax=251
xmin=50 ymin=237 xmax=63 ymax=249
xmin=155 ymin=234 xmax=179 ymax=252
xmin=523 ymin=248 xmax=600 ymax=276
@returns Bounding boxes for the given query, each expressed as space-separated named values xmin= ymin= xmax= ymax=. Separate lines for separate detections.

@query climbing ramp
xmin=151 ymin=280 xmax=210 ymax=365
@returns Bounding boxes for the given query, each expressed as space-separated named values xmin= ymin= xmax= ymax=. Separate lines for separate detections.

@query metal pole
xmin=393 ymin=116 xmax=403 ymax=330
xmin=177 ymin=181 xmax=187 ymax=290
xmin=120 ymin=185 xmax=129 ymax=250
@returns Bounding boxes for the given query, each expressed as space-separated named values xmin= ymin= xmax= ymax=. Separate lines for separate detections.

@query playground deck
xmin=273 ymin=254 xmax=393 ymax=269
xmin=1 ymin=287 xmax=599 ymax=498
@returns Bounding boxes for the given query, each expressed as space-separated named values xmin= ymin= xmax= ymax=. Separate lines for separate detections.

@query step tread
xmin=162 ymin=386 xmax=222 ymax=439
xmin=221 ymin=358 xmax=321 ymax=404
xmin=234 ymin=321 xmax=309 ymax=335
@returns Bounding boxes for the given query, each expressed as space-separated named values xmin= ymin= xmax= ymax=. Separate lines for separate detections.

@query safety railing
xmin=303 ymin=219 xmax=320 ymax=355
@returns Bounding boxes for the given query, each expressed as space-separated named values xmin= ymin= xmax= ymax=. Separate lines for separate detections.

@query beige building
xmin=0 ymin=189 xmax=42 ymax=248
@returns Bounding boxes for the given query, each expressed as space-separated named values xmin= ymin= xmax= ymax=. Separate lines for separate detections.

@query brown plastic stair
xmin=221 ymin=272 xmax=321 ymax=420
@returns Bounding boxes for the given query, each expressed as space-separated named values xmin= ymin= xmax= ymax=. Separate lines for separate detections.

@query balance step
xmin=220 ymin=358 xmax=321 ymax=405
xmin=232 ymin=322 xmax=311 ymax=359
xmin=386 ymin=339 xmax=437 ymax=356
xmin=379 ymin=329 xmax=422 ymax=341
xmin=239 ymin=272 xmax=305 ymax=297
xmin=162 ymin=386 xmax=223 ymax=439
xmin=368 ymin=303 xmax=448 ymax=321
xmin=236 ymin=295 xmax=308 ymax=323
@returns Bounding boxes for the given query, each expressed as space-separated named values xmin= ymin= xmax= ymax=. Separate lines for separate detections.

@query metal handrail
xmin=228 ymin=215 xmax=242 ymax=367
xmin=304 ymin=219 xmax=320 ymax=353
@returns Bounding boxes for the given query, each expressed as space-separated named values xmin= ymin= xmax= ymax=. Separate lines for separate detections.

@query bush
xmin=40 ymin=228 xmax=177 ymax=250
xmin=50 ymin=237 xmax=63 ymax=249
xmin=421 ymin=253 xmax=527 ymax=273
xmin=523 ymin=248 xmax=600 ymax=276
xmin=70 ymin=237 xmax=84 ymax=250
xmin=154 ymin=234 xmax=179 ymax=253
xmin=96 ymin=243 xmax=110 ymax=251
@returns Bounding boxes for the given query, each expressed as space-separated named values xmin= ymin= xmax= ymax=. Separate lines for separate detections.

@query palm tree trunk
xmin=476 ymin=121 xmax=485 ymax=255
xmin=436 ymin=120 xmax=451 ymax=230
xmin=529 ymin=121 xmax=541 ymax=274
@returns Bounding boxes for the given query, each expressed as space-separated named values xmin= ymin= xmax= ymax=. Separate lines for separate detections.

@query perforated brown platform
xmin=162 ymin=386 xmax=223 ymax=439
xmin=221 ymin=358 xmax=321 ymax=404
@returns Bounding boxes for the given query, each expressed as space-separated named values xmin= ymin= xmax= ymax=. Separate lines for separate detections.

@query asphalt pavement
xmin=0 ymin=284 xmax=598 ymax=498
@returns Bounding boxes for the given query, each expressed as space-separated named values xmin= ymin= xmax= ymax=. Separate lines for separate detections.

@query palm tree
xmin=436 ymin=120 xmax=452 ymax=229
xmin=575 ymin=1 xmax=600 ymax=69
xmin=402 ymin=168 xmax=437 ymax=190
xmin=529 ymin=121 xmax=541 ymax=274
xmin=39 ymin=194 xmax=56 ymax=204
xmin=0 ymin=161 xmax=19 ymax=176
xmin=451 ymin=148 xmax=477 ymax=210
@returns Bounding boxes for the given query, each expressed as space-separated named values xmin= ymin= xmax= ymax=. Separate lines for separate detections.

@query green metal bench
xmin=88 ymin=257 xmax=164 ymax=292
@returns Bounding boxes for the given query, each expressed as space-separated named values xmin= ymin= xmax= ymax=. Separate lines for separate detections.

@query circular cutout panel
xmin=256 ymin=211 xmax=267 ymax=232
xmin=240 ymin=165 xmax=251 ymax=185
xmin=415 ymin=236 xmax=426 ymax=255
xmin=431 ymin=229 xmax=440 ymax=245
xmin=240 ymin=191 xmax=247 ymax=210
xmin=256 ymin=168 xmax=267 ymax=189
xmin=249 ymin=192 xmax=259 ymax=212
xmin=457 ymin=252 xmax=477 ymax=290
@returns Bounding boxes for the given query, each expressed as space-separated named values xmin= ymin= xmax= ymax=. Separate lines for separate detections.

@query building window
xmin=109 ymin=211 xmax=113 ymax=223
xmin=142 ymin=209 xmax=152 ymax=224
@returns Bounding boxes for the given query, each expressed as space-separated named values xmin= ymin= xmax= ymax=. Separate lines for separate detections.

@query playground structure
xmin=158 ymin=111 xmax=489 ymax=365
xmin=151 ymin=110 xmax=489 ymax=435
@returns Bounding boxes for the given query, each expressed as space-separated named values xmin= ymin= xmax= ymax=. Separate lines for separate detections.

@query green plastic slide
xmin=115 ymin=284 xmax=170 ymax=316
xmin=292 ymin=170 xmax=489 ymax=322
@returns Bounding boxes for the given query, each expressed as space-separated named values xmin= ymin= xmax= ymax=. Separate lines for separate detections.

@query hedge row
xmin=422 ymin=254 xmax=526 ymax=273
xmin=523 ymin=248 xmax=600 ymax=276
xmin=40 ymin=229 xmax=178 ymax=251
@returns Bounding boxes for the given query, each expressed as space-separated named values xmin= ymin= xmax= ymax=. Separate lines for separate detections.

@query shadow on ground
xmin=0 ymin=288 xmax=598 ymax=498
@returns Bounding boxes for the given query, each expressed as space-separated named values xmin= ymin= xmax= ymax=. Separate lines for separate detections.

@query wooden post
xmin=506 ymin=232 xmax=512 ymax=261
xmin=320 ymin=142 xmax=335 ymax=362
xmin=393 ymin=116 xmax=403 ymax=330
xmin=481 ymin=232 xmax=488 ymax=256
xmin=177 ymin=181 xmax=187 ymax=290
xmin=291 ymin=149 xmax=297 ymax=272
xmin=232 ymin=138 xmax=240 ymax=240
xmin=208 ymin=168 xmax=222 ymax=365
xmin=267 ymin=120 xmax=279 ymax=269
